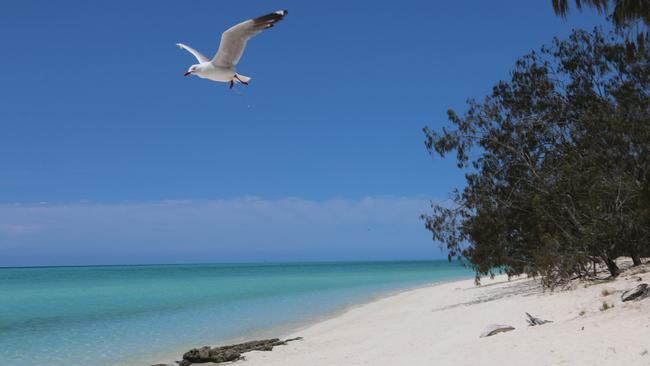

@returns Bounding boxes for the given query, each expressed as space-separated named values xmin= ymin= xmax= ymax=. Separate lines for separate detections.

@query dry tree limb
xmin=525 ymin=312 xmax=552 ymax=326
xmin=177 ymin=337 xmax=303 ymax=365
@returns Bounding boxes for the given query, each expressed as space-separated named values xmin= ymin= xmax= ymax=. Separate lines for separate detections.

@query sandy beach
xmin=238 ymin=263 xmax=650 ymax=366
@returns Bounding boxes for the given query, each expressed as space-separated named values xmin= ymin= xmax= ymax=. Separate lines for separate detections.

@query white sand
xmin=242 ymin=264 xmax=650 ymax=366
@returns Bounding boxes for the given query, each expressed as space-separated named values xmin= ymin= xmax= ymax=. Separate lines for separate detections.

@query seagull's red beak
xmin=184 ymin=71 xmax=192 ymax=77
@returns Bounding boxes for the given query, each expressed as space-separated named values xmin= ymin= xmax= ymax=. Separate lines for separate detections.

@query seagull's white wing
xmin=176 ymin=43 xmax=210 ymax=63
xmin=212 ymin=10 xmax=288 ymax=68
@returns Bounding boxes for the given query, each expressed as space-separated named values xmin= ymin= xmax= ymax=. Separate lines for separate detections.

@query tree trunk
xmin=604 ymin=257 xmax=621 ymax=277
xmin=593 ymin=260 xmax=597 ymax=276
xmin=631 ymin=253 xmax=642 ymax=266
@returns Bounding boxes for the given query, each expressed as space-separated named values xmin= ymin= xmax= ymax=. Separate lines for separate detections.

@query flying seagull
xmin=177 ymin=10 xmax=288 ymax=89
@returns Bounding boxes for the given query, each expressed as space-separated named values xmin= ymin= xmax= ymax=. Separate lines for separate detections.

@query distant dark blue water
xmin=0 ymin=260 xmax=471 ymax=365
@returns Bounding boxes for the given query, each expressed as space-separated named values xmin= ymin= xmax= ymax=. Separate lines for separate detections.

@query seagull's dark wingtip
xmin=254 ymin=10 xmax=288 ymax=25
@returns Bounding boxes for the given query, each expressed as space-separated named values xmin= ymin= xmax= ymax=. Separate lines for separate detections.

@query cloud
xmin=0 ymin=223 xmax=42 ymax=235
xmin=0 ymin=197 xmax=441 ymax=266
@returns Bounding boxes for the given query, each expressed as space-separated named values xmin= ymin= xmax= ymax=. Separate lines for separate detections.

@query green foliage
xmin=552 ymin=0 xmax=649 ymax=54
xmin=552 ymin=0 xmax=650 ymax=27
xmin=600 ymin=301 xmax=614 ymax=311
xmin=423 ymin=28 xmax=650 ymax=288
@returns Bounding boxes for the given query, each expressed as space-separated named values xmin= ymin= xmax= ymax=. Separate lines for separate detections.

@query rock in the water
xmin=621 ymin=283 xmax=649 ymax=302
xmin=480 ymin=324 xmax=515 ymax=338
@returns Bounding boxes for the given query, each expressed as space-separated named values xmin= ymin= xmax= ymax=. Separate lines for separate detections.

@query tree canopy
xmin=423 ymin=28 xmax=650 ymax=288
xmin=552 ymin=0 xmax=650 ymax=27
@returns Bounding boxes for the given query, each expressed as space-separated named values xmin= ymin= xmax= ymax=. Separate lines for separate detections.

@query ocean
xmin=0 ymin=260 xmax=471 ymax=365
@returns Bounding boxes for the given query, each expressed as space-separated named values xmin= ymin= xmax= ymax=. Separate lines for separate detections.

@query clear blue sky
xmin=0 ymin=1 xmax=605 ymax=266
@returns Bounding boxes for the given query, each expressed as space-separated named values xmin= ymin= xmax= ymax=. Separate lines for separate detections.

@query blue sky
xmin=0 ymin=1 xmax=605 ymax=266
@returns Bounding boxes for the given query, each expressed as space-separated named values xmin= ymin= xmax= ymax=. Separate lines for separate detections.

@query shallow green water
xmin=0 ymin=260 xmax=471 ymax=365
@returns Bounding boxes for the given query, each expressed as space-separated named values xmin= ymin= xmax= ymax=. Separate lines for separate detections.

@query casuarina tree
xmin=423 ymin=28 xmax=649 ymax=287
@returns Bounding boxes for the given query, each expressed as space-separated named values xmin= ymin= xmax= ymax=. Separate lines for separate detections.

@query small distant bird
xmin=177 ymin=10 xmax=288 ymax=89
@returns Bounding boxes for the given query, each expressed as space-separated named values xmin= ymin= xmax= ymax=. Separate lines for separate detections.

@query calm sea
xmin=0 ymin=260 xmax=470 ymax=365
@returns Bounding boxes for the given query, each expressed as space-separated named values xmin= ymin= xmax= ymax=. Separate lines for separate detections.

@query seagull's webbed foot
xmin=234 ymin=75 xmax=249 ymax=86
xmin=229 ymin=80 xmax=234 ymax=89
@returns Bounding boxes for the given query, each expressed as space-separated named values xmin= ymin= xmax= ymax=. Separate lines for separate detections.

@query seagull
xmin=177 ymin=10 xmax=288 ymax=89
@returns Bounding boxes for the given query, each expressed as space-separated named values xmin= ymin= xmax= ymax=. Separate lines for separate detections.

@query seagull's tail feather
xmin=235 ymin=74 xmax=252 ymax=84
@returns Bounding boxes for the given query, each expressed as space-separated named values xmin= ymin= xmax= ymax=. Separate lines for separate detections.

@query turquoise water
xmin=0 ymin=261 xmax=470 ymax=365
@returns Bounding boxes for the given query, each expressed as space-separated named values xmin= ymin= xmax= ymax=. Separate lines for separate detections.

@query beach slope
xmin=243 ymin=265 xmax=650 ymax=366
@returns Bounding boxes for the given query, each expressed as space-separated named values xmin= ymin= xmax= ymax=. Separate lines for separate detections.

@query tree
xmin=552 ymin=0 xmax=650 ymax=27
xmin=423 ymin=28 xmax=650 ymax=287
xmin=552 ymin=0 xmax=649 ymax=54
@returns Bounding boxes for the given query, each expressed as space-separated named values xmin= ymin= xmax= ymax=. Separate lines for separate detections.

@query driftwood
xmin=177 ymin=337 xmax=303 ymax=366
xmin=621 ymin=283 xmax=649 ymax=302
xmin=480 ymin=324 xmax=515 ymax=338
xmin=525 ymin=312 xmax=552 ymax=326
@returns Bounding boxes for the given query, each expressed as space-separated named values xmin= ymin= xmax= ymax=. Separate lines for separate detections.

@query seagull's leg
xmin=234 ymin=75 xmax=249 ymax=86
xmin=229 ymin=80 xmax=234 ymax=89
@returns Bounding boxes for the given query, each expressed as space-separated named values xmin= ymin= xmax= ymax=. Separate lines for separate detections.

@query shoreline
xmin=139 ymin=276 xmax=473 ymax=366
xmin=236 ymin=263 xmax=650 ymax=366
xmin=141 ymin=261 xmax=650 ymax=366
xmin=268 ymin=276 xmax=474 ymax=338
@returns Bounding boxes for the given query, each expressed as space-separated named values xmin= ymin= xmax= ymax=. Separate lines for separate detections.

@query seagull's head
xmin=184 ymin=65 xmax=199 ymax=77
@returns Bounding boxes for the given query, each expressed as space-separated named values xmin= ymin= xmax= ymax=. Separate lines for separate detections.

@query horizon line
xmin=0 ymin=257 xmax=460 ymax=270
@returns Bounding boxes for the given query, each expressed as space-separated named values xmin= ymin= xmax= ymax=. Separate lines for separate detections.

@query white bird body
xmin=177 ymin=10 xmax=287 ymax=88
xmin=193 ymin=63 xmax=238 ymax=82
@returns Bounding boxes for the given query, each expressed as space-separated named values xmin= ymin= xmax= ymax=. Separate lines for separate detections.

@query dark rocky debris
xmin=168 ymin=337 xmax=303 ymax=366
